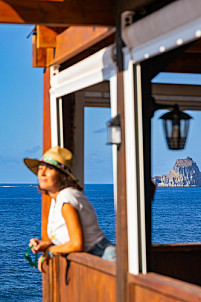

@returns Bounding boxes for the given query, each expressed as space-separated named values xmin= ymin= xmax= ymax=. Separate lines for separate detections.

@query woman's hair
xmin=38 ymin=162 xmax=82 ymax=195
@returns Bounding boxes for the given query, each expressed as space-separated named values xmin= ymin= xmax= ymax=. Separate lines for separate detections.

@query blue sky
xmin=1 ymin=24 xmax=201 ymax=183
xmin=0 ymin=24 xmax=43 ymax=183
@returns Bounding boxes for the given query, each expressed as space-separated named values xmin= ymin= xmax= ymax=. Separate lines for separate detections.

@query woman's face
xmin=38 ymin=163 xmax=61 ymax=193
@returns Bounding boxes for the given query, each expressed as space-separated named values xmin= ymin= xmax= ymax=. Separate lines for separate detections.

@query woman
xmin=24 ymin=146 xmax=116 ymax=272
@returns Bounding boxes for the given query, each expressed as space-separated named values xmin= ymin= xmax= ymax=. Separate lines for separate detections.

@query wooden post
xmin=115 ymin=22 xmax=128 ymax=302
xmin=42 ymin=67 xmax=52 ymax=302
xmin=42 ymin=67 xmax=52 ymax=241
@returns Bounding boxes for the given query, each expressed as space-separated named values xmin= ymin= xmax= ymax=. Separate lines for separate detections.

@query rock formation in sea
xmin=152 ymin=157 xmax=201 ymax=187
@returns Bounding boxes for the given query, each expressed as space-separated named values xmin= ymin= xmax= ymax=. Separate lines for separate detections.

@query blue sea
xmin=0 ymin=184 xmax=201 ymax=301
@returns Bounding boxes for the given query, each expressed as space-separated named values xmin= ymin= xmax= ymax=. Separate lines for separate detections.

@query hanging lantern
xmin=107 ymin=114 xmax=121 ymax=148
xmin=160 ymin=105 xmax=192 ymax=150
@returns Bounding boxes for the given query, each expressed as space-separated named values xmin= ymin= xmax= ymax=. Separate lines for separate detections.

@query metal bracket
xmin=121 ymin=11 xmax=135 ymax=30
xmin=50 ymin=65 xmax=60 ymax=79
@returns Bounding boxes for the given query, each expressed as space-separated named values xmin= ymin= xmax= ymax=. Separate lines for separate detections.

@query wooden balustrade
xmin=45 ymin=244 xmax=201 ymax=302
xmin=47 ymin=253 xmax=116 ymax=302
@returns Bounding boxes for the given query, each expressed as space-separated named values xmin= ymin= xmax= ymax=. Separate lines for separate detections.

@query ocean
xmin=0 ymin=184 xmax=201 ymax=301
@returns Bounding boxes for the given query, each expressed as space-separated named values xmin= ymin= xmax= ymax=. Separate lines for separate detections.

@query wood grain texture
xmin=0 ymin=0 xmax=115 ymax=26
xmin=59 ymin=255 xmax=116 ymax=302
xmin=128 ymin=272 xmax=201 ymax=302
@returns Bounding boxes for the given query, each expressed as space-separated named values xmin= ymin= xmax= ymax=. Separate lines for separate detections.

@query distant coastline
xmin=152 ymin=157 xmax=201 ymax=187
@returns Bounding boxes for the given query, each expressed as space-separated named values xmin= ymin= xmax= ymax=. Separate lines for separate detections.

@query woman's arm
xmin=49 ymin=203 xmax=83 ymax=255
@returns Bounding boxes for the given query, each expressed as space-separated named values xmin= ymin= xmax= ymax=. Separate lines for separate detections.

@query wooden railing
xmin=43 ymin=244 xmax=201 ymax=302
xmin=44 ymin=253 xmax=116 ymax=302
xmin=128 ymin=273 xmax=201 ymax=302
xmin=151 ymin=243 xmax=201 ymax=286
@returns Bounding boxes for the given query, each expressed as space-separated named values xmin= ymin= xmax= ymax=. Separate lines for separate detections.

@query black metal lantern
xmin=107 ymin=114 xmax=121 ymax=148
xmin=160 ymin=105 xmax=192 ymax=150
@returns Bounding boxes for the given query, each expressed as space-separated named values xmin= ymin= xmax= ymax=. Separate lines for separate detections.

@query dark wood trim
xmin=151 ymin=243 xmax=201 ymax=286
xmin=62 ymin=94 xmax=75 ymax=152
xmin=152 ymin=243 xmax=201 ymax=252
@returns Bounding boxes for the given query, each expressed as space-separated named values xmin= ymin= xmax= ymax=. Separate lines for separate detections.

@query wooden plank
xmin=42 ymin=272 xmax=50 ymax=302
xmin=0 ymin=0 xmax=115 ymax=26
xmin=128 ymin=273 xmax=201 ymax=302
xmin=52 ymin=257 xmax=60 ymax=302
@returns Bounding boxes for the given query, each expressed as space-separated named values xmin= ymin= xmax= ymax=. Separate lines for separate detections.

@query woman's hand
xmin=29 ymin=238 xmax=52 ymax=253
xmin=38 ymin=255 xmax=50 ymax=273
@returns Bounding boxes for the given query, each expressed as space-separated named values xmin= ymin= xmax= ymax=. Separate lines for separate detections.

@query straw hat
xmin=24 ymin=146 xmax=82 ymax=189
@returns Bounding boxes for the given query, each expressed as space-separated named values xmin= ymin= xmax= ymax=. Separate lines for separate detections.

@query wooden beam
xmin=32 ymin=26 xmax=115 ymax=67
xmin=0 ymin=0 xmax=169 ymax=26
xmin=36 ymin=25 xmax=58 ymax=48
xmin=50 ymin=26 xmax=115 ymax=66
xmin=152 ymin=83 xmax=201 ymax=111
xmin=0 ymin=0 xmax=115 ymax=26
xmin=32 ymin=33 xmax=47 ymax=67
xmin=32 ymin=25 xmax=59 ymax=67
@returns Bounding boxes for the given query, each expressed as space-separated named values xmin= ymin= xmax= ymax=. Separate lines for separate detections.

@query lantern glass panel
xmin=163 ymin=119 xmax=189 ymax=150
xmin=107 ymin=126 xmax=121 ymax=145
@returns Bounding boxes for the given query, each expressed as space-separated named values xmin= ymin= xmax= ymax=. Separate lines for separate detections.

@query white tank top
xmin=47 ymin=187 xmax=105 ymax=251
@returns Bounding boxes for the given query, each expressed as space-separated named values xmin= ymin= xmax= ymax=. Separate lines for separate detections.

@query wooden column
xmin=115 ymin=24 xmax=128 ymax=302
xmin=42 ymin=67 xmax=52 ymax=241
xmin=42 ymin=67 xmax=52 ymax=302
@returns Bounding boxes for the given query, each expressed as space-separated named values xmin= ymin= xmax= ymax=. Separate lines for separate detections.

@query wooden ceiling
xmin=0 ymin=0 xmax=174 ymax=26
